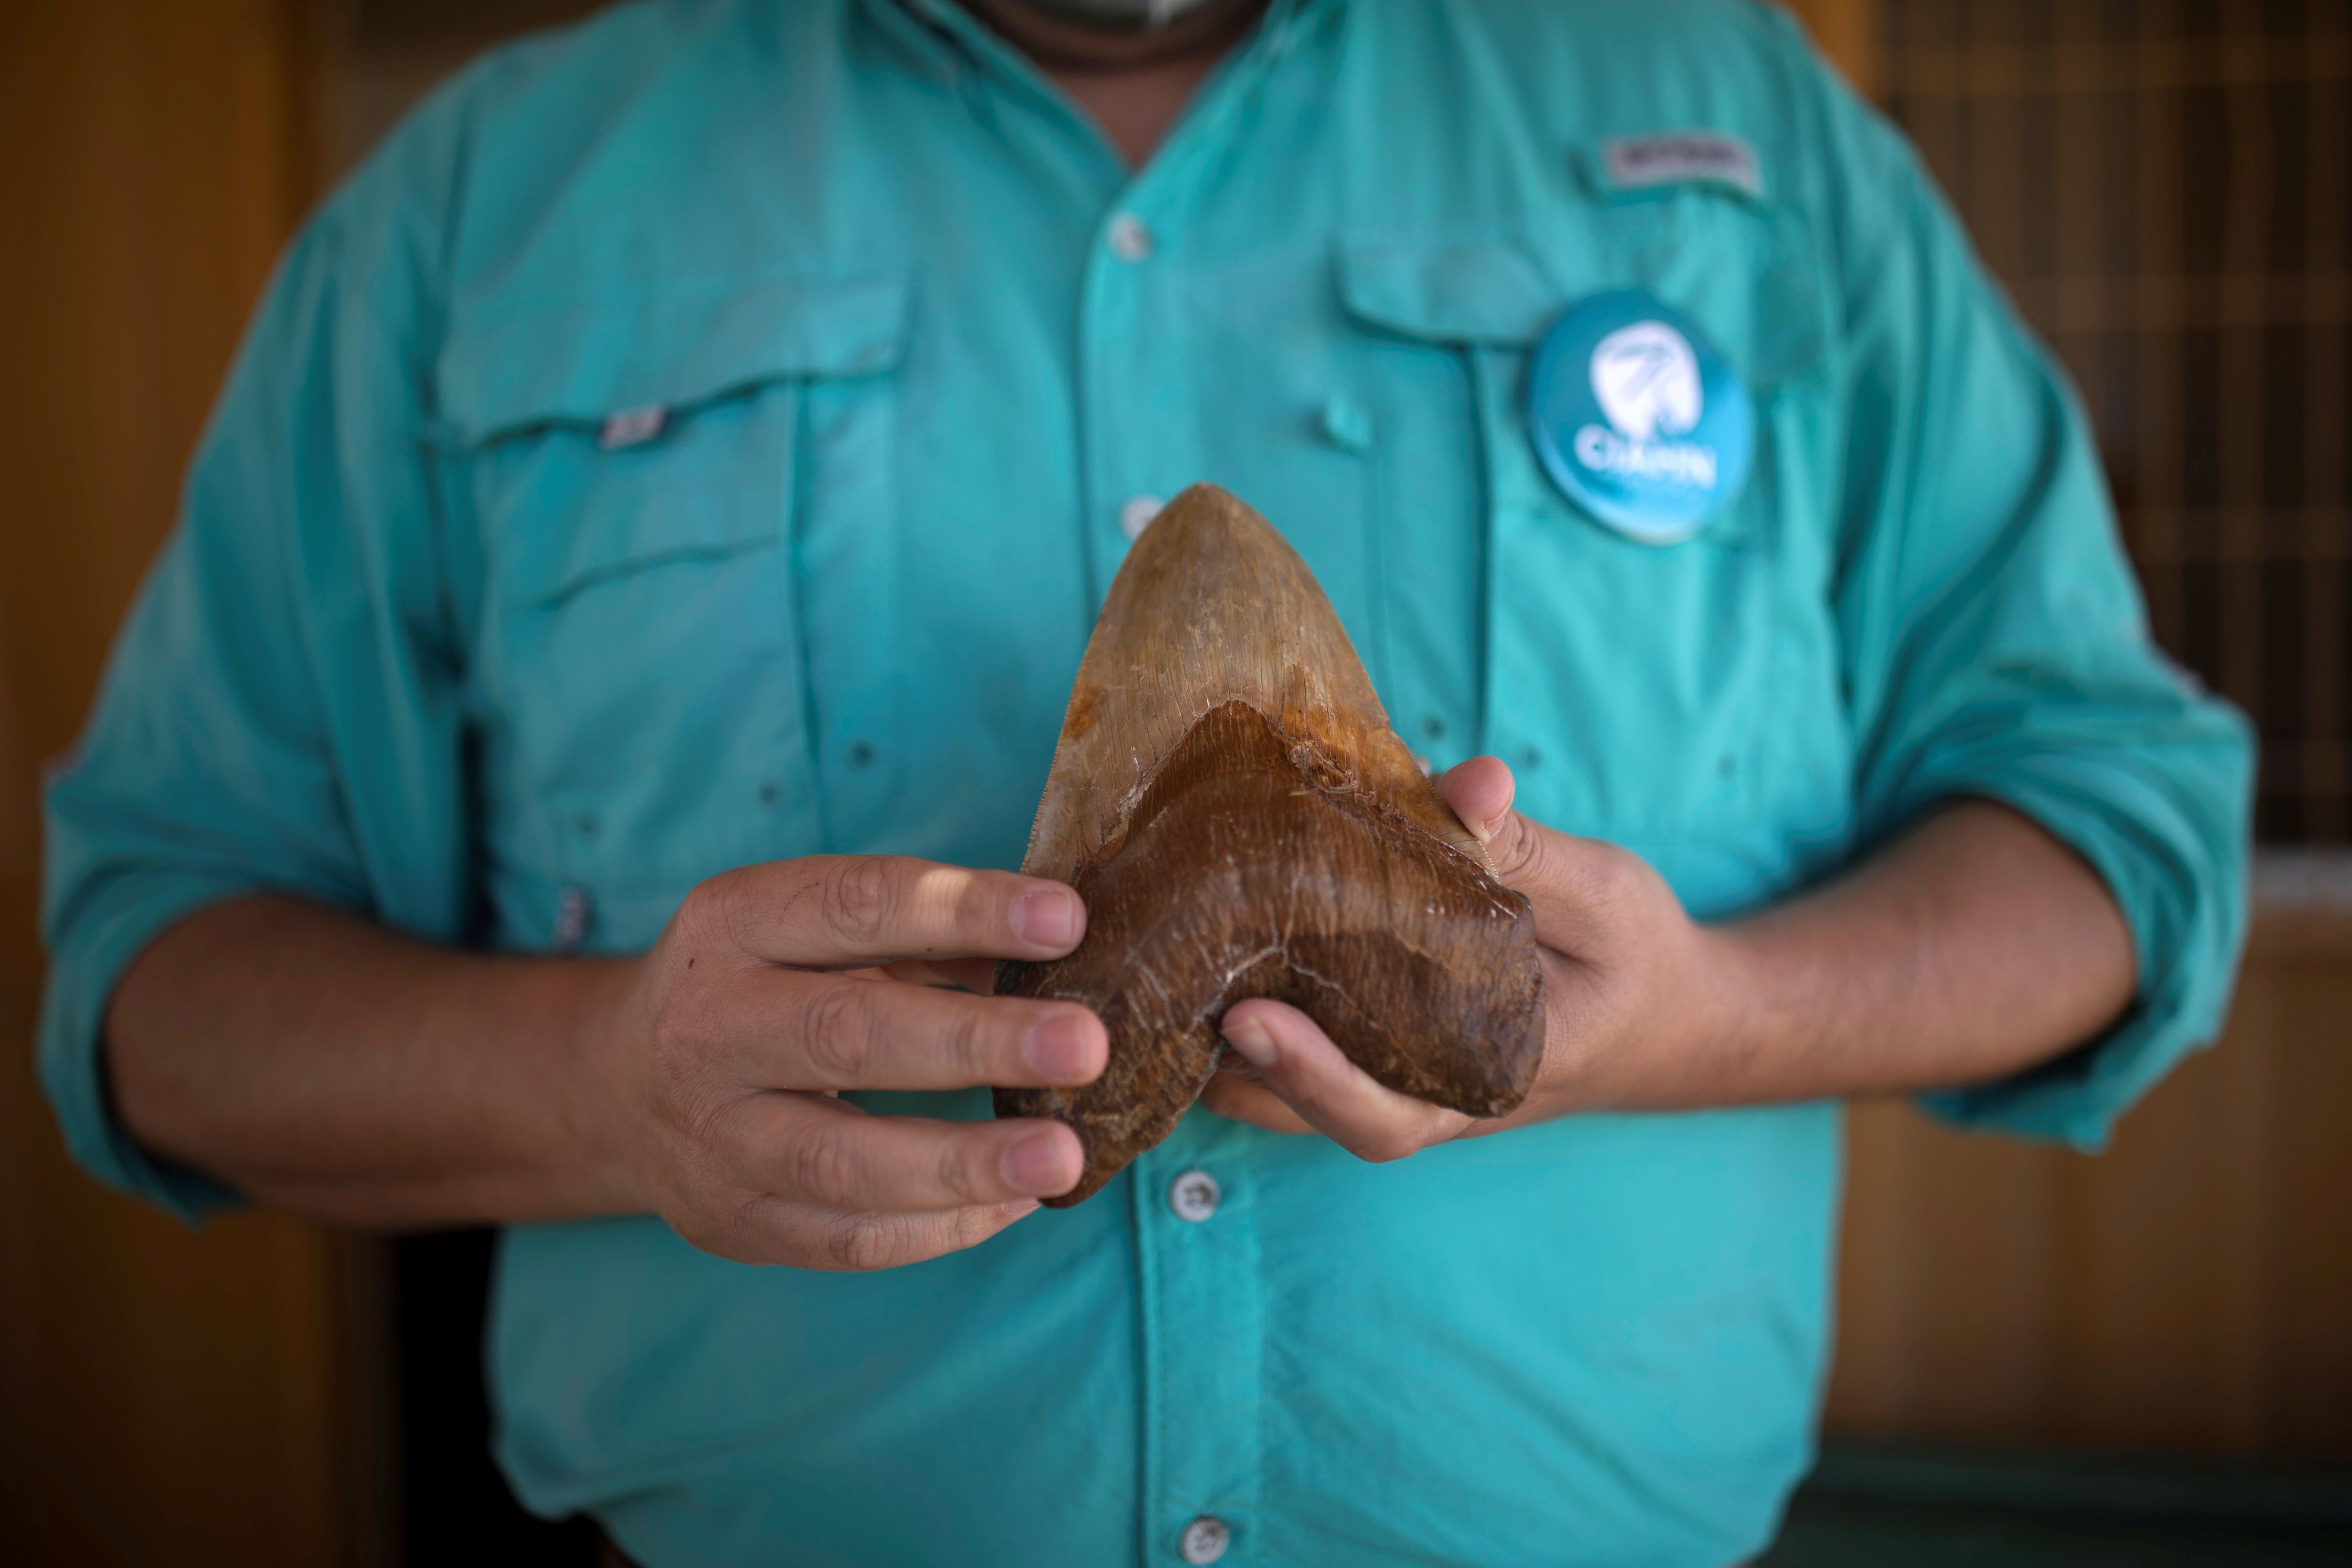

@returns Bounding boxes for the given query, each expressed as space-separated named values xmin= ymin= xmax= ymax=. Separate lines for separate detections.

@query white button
xmin=1120 ymin=494 xmax=1165 ymax=541
xmin=1107 ymin=211 xmax=1154 ymax=263
xmin=1178 ymin=1515 xmax=1231 ymax=1564
xmin=1168 ymin=1169 xmax=1220 ymax=1223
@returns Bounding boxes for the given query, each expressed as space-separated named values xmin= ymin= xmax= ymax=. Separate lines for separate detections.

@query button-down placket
xmin=1079 ymin=202 xmax=1176 ymax=597
xmin=1065 ymin=0 xmax=1332 ymax=602
xmin=870 ymin=0 xmax=1340 ymax=605
xmin=859 ymin=8 xmax=1325 ymax=1559
xmin=1130 ymin=1114 xmax=1265 ymax=1565
xmin=1060 ymin=20 xmax=1327 ymax=1560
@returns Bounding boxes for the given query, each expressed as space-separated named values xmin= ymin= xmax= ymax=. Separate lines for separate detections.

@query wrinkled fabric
xmin=40 ymin=0 xmax=2252 ymax=1563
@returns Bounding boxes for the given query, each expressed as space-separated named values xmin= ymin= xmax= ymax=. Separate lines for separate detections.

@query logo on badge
xmin=1592 ymin=321 xmax=1702 ymax=442
xmin=1526 ymin=291 xmax=1754 ymax=544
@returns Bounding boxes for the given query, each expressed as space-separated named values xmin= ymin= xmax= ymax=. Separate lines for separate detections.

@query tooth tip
xmin=1024 ymin=486 xmax=1490 ymax=879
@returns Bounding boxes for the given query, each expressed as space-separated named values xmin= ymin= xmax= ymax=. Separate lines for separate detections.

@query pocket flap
xmin=1335 ymin=234 xmax=1562 ymax=346
xmin=1336 ymin=209 xmax=1824 ymax=391
xmin=437 ymin=271 xmax=912 ymax=446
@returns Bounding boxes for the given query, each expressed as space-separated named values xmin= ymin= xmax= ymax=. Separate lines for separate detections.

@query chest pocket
xmin=438 ymin=272 xmax=912 ymax=934
xmin=1334 ymin=194 xmax=1837 ymax=842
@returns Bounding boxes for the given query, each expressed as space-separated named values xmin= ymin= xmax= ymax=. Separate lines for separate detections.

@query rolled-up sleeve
xmin=38 ymin=89 xmax=477 ymax=1219
xmin=1795 ymin=27 xmax=2256 ymax=1147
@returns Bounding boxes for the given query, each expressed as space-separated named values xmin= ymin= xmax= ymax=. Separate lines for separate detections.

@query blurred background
xmin=0 ymin=1 xmax=2346 ymax=1563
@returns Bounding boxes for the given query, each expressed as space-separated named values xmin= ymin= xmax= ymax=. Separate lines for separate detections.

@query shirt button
xmin=1120 ymin=493 xmax=1165 ymax=541
xmin=1178 ymin=1515 xmax=1231 ymax=1564
xmin=1107 ymin=211 xmax=1154 ymax=263
xmin=1167 ymin=1169 xmax=1220 ymax=1223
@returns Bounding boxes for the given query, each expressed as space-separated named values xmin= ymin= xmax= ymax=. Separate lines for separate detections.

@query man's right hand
xmin=578 ymin=856 xmax=1105 ymax=1271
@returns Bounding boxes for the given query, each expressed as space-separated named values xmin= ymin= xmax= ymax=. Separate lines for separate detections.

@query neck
xmin=963 ymin=0 xmax=1268 ymax=167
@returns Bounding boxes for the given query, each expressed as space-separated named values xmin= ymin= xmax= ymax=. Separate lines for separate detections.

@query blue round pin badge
xmin=1526 ymin=289 xmax=1755 ymax=545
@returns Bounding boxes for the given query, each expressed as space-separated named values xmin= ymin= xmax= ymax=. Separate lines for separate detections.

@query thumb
xmin=1435 ymin=753 xmax=1566 ymax=895
xmin=1437 ymin=757 xmax=1623 ymax=953
xmin=1435 ymin=755 xmax=1515 ymax=843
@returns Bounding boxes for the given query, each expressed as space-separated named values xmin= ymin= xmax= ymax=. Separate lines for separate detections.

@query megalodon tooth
xmin=995 ymin=484 xmax=1545 ymax=1205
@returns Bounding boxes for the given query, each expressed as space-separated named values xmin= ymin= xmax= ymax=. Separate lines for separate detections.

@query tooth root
xmin=996 ymin=485 xmax=1545 ymax=1207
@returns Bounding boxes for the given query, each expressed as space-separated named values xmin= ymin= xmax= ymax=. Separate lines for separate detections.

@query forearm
xmin=1197 ymin=779 xmax=2147 ymax=1150
xmin=1665 ymin=800 xmax=2137 ymax=1106
xmin=106 ymin=896 xmax=636 ymax=1228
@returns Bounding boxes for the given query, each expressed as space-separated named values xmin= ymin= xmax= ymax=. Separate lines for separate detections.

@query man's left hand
xmin=1196 ymin=756 xmax=1740 ymax=1159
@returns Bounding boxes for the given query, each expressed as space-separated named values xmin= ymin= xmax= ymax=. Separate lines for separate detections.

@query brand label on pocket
xmin=598 ymin=404 xmax=670 ymax=450
xmin=1600 ymin=132 xmax=1763 ymax=198
xmin=1526 ymin=290 xmax=1755 ymax=545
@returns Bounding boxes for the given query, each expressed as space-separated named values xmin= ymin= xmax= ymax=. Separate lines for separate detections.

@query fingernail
xmin=1011 ymin=887 xmax=1081 ymax=949
xmin=1023 ymin=1010 xmax=1100 ymax=1080
xmin=1222 ymin=1015 xmax=1278 ymax=1068
xmin=998 ymin=1199 xmax=1042 ymax=1221
xmin=1001 ymin=1133 xmax=1073 ymax=1196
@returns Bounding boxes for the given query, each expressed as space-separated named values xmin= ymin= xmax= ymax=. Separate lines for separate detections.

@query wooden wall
xmin=1832 ymin=907 xmax=2352 ymax=1455
xmin=1787 ymin=0 xmax=1881 ymax=95
xmin=0 ymin=3 xmax=387 ymax=1564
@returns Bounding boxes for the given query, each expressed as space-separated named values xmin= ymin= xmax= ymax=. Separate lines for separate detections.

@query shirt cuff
xmin=1898 ymin=745 xmax=2252 ymax=1150
xmin=38 ymin=869 xmax=265 ymax=1223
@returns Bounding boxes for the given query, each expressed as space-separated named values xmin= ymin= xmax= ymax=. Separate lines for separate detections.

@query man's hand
xmin=1196 ymin=756 xmax=1731 ymax=1158
xmin=107 ymin=858 xmax=1109 ymax=1270
xmin=578 ymin=857 xmax=1108 ymax=1270
xmin=1198 ymin=755 xmax=2137 ymax=1158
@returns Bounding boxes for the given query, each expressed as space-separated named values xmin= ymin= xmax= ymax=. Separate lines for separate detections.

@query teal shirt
xmin=41 ymin=0 xmax=2253 ymax=1562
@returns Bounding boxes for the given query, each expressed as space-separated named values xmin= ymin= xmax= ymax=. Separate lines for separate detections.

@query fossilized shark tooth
xmin=995 ymin=485 xmax=1545 ymax=1206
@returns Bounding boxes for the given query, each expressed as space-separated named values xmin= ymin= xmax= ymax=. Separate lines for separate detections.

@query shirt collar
xmin=865 ymin=0 xmax=1338 ymax=87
